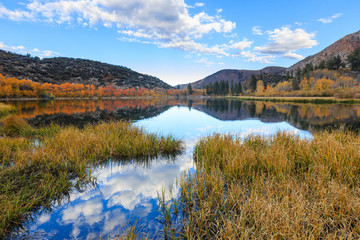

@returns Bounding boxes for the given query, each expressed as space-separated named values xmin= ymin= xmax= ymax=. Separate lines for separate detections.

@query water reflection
xmin=6 ymin=98 xmax=360 ymax=131
xmin=8 ymin=98 xmax=360 ymax=239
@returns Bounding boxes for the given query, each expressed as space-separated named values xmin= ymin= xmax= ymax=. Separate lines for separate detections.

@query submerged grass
xmin=0 ymin=119 xmax=183 ymax=238
xmin=161 ymin=131 xmax=360 ymax=239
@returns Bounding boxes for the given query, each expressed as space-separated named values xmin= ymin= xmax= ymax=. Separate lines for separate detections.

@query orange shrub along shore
xmin=0 ymin=74 xmax=184 ymax=98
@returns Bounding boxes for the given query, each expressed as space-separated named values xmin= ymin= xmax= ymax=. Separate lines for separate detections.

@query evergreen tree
xmin=318 ymin=60 xmax=326 ymax=69
xmin=326 ymin=55 xmax=343 ymax=70
xmin=249 ymin=75 xmax=257 ymax=92
xmin=187 ymin=83 xmax=193 ymax=95
xmin=238 ymin=82 xmax=243 ymax=94
xmin=347 ymin=48 xmax=360 ymax=71
xmin=292 ymin=78 xmax=300 ymax=90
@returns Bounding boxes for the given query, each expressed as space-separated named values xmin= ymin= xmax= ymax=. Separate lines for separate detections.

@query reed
xmin=0 ymin=120 xmax=183 ymax=238
xmin=0 ymin=103 xmax=16 ymax=117
xmin=161 ymin=131 xmax=360 ymax=239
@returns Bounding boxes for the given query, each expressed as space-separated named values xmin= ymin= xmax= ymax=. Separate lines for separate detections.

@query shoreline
xmin=227 ymin=96 xmax=360 ymax=104
xmin=0 ymin=96 xmax=209 ymax=101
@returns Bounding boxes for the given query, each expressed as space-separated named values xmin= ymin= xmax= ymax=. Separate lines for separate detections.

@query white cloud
xmin=254 ymin=26 xmax=318 ymax=59
xmin=239 ymin=51 xmax=275 ymax=63
xmin=229 ymin=38 xmax=253 ymax=50
xmin=0 ymin=0 xmax=236 ymax=56
xmin=318 ymin=13 xmax=343 ymax=24
xmin=282 ymin=51 xmax=304 ymax=60
xmin=0 ymin=4 xmax=34 ymax=21
xmin=252 ymin=26 xmax=263 ymax=35
xmin=194 ymin=2 xmax=205 ymax=7
xmin=0 ymin=42 xmax=59 ymax=58
xmin=160 ymin=39 xmax=230 ymax=56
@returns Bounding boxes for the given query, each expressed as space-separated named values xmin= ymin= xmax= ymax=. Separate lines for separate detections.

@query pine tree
xmin=187 ymin=83 xmax=193 ymax=95
xmin=249 ymin=75 xmax=257 ymax=92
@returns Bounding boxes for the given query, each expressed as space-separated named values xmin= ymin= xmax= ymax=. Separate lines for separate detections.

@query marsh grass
xmin=0 ymin=119 xmax=183 ymax=238
xmin=0 ymin=103 xmax=16 ymax=117
xmin=161 ymin=131 xmax=360 ymax=239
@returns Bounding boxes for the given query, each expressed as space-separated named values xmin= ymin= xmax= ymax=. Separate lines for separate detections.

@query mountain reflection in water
xmin=6 ymin=98 xmax=360 ymax=131
xmin=7 ymin=98 xmax=360 ymax=239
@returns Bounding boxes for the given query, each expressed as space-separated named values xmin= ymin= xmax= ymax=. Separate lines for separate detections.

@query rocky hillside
xmin=179 ymin=66 xmax=285 ymax=89
xmin=287 ymin=30 xmax=360 ymax=72
xmin=0 ymin=50 xmax=172 ymax=89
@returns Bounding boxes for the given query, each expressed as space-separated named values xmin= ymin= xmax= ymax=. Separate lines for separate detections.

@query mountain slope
xmin=287 ymin=30 xmax=360 ymax=72
xmin=0 ymin=50 xmax=172 ymax=89
xmin=180 ymin=66 xmax=285 ymax=89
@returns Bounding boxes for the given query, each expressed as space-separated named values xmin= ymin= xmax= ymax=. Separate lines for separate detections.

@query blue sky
xmin=0 ymin=0 xmax=359 ymax=86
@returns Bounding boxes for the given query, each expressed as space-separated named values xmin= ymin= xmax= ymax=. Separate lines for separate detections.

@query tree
xmin=292 ymin=78 xmax=300 ymax=90
xmin=256 ymin=80 xmax=265 ymax=95
xmin=249 ymin=75 xmax=257 ymax=92
xmin=326 ymin=55 xmax=343 ymax=70
xmin=347 ymin=48 xmax=360 ymax=71
xmin=187 ymin=83 xmax=193 ymax=95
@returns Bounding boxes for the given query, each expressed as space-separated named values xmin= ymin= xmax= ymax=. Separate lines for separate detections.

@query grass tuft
xmin=0 ymin=120 xmax=183 ymax=238
xmin=0 ymin=103 xmax=16 ymax=117
xmin=161 ymin=130 xmax=360 ymax=239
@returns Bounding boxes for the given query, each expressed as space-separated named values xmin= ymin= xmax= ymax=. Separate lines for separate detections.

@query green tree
xmin=326 ymin=55 xmax=343 ymax=70
xmin=292 ymin=78 xmax=300 ymax=90
xmin=347 ymin=48 xmax=360 ymax=71
xmin=249 ymin=75 xmax=257 ymax=92
xmin=187 ymin=83 xmax=193 ymax=95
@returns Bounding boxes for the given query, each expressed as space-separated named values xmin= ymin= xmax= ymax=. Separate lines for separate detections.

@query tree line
xmin=0 ymin=74 xmax=182 ymax=98
xmin=205 ymin=80 xmax=243 ymax=96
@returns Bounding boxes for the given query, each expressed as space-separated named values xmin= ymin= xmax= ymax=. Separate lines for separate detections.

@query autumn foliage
xmin=0 ymin=74 xmax=182 ymax=98
xmin=254 ymin=69 xmax=360 ymax=98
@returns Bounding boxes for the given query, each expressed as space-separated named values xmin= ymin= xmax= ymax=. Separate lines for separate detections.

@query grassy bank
xmin=162 ymin=131 xmax=360 ymax=239
xmin=0 ymin=118 xmax=183 ymax=238
xmin=0 ymin=103 xmax=16 ymax=117
xmin=228 ymin=96 xmax=360 ymax=104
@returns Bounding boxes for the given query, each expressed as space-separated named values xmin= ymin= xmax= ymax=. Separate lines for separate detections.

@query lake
xmin=5 ymin=98 xmax=360 ymax=239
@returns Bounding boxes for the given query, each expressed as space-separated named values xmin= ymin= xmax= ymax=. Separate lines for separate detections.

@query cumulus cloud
xmin=0 ymin=42 xmax=59 ymax=58
xmin=254 ymin=26 xmax=317 ymax=59
xmin=0 ymin=4 xmax=34 ymax=21
xmin=229 ymin=38 xmax=253 ymax=50
xmin=282 ymin=51 xmax=304 ymax=60
xmin=0 ymin=0 xmax=236 ymax=56
xmin=252 ymin=26 xmax=263 ymax=35
xmin=239 ymin=51 xmax=275 ymax=63
xmin=318 ymin=13 xmax=343 ymax=24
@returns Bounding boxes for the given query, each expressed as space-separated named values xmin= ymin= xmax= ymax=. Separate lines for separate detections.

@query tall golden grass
xmin=0 ymin=119 xmax=183 ymax=238
xmin=0 ymin=102 xmax=16 ymax=117
xmin=161 ymin=131 xmax=360 ymax=239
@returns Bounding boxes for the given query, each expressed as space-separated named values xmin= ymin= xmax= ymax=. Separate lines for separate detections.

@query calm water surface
xmin=6 ymin=98 xmax=360 ymax=239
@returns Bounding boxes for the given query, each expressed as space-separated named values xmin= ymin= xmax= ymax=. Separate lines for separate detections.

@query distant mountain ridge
xmin=181 ymin=30 xmax=360 ymax=89
xmin=178 ymin=66 xmax=285 ymax=89
xmin=0 ymin=50 xmax=172 ymax=89
xmin=287 ymin=30 xmax=360 ymax=72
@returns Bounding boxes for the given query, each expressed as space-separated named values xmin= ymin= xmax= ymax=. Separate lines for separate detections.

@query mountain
xmin=0 ymin=50 xmax=172 ymax=89
xmin=287 ymin=30 xmax=360 ymax=72
xmin=178 ymin=66 xmax=285 ymax=89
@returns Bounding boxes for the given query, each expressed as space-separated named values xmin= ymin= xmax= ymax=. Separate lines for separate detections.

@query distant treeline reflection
xmin=200 ymin=99 xmax=360 ymax=131
xmin=5 ymin=98 xmax=360 ymax=132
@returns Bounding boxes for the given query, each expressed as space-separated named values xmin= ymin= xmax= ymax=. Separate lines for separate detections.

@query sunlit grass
xmin=161 ymin=131 xmax=360 ymax=239
xmin=0 ymin=119 xmax=183 ymax=238
xmin=0 ymin=102 xmax=16 ymax=117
